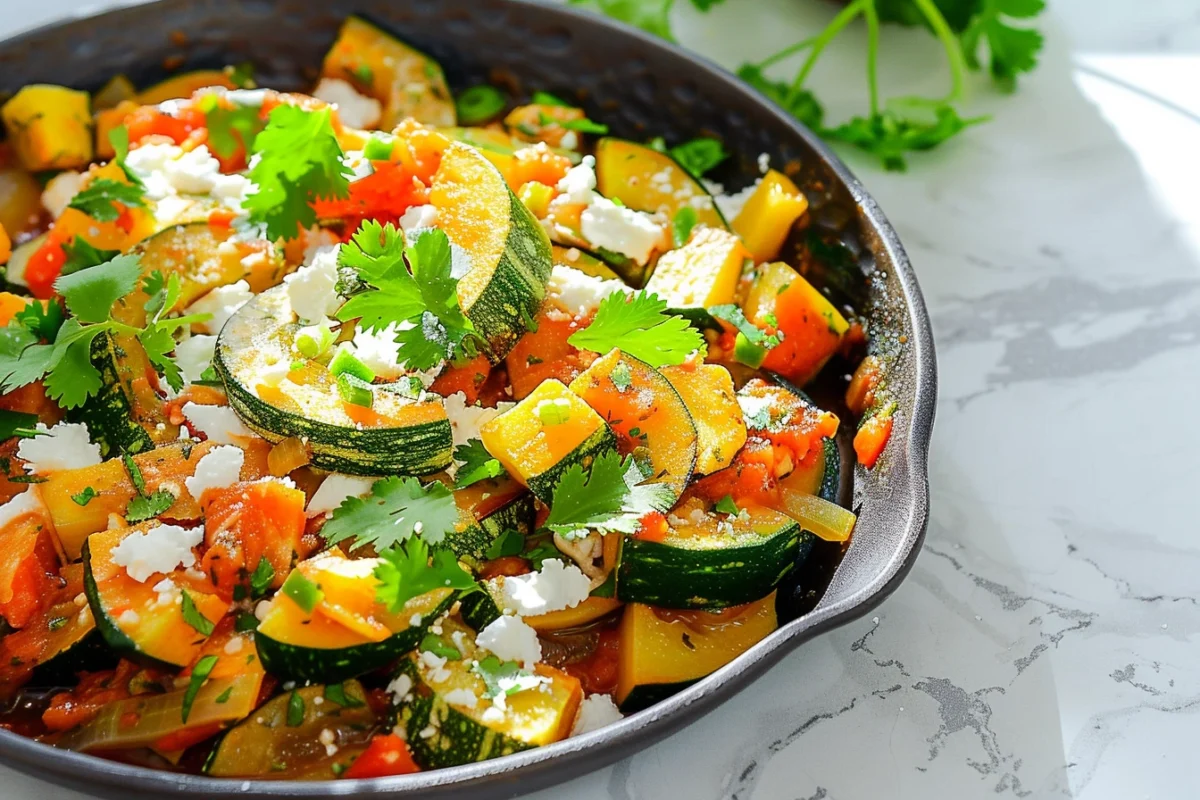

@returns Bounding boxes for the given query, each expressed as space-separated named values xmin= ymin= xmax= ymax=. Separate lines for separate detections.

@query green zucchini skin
xmin=616 ymin=518 xmax=815 ymax=609
xmin=254 ymin=591 xmax=457 ymax=685
xmin=391 ymin=656 xmax=532 ymax=768
xmin=448 ymin=490 xmax=535 ymax=567
xmin=29 ymin=630 xmax=116 ymax=687
xmin=818 ymin=437 xmax=841 ymax=504
xmin=66 ymin=332 xmax=155 ymax=458
xmin=214 ymin=286 xmax=453 ymax=476
xmin=81 ymin=539 xmax=171 ymax=669
xmin=524 ymin=424 xmax=618 ymax=505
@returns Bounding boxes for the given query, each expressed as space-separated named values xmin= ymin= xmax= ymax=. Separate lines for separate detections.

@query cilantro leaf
xmin=143 ymin=270 xmax=182 ymax=323
xmin=249 ymin=556 xmax=275 ymax=598
xmin=181 ymin=590 xmax=215 ymax=636
xmin=959 ymin=0 xmax=1045 ymax=90
xmin=373 ymin=537 xmax=477 ymax=613
xmin=735 ymin=65 xmax=825 ymax=130
xmin=42 ymin=325 xmax=105 ymax=408
xmin=453 ymin=439 xmax=506 ymax=489
xmin=672 ymin=207 xmax=698 ymax=248
xmin=61 ymin=237 xmax=120 ymax=278
xmin=71 ymin=486 xmax=97 ymax=506
xmin=14 ymin=300 xmax=64 ymax=343
xmin=286 ymin=690 xmax=305 ymax=726
xmin=54 ymin=253 xmax=143 ymax=324
xmin=198 ymin=94 xmax=266 ymax=159
xmin=472 ymin=655 xmax=542 ymax=698
xmin=543 ymin=450 xmax=674 ymax=537
xmin=822 ymin=104 xmax=987 ymax=172
xmin=321 ymin=476 xmax=459 ymax=551
xmin=567 ymin=0 xmax=676 ymax=41
xmin=483 ymin=528 xmax=525 ymax=560
xmin=67 ymin=178 xmax=146 ymax=222
xmin=568 ymin=291 xmax=703 ymax=368
xmin=523 ymin=536 xmax=562 ymax=570
xmin=709 ymin=304 xmax=781 ymax=349
xmin=714 ymin=494 xmax=740 ymax=515
xmin=138 ymin=322 xmax=185 ymax=392
xmin=324 ymin=682 xmax=365 ymax=708
xmin=125 ymin=490 xmax=175 ymax=523
xmin=244 ymin=104 xmax=351 ymax=241
xmin=0 ymin=409 xmax=38 ymax=441
xmin=181 ymin=655 xmax=218 ymax=723
xmin=669 ymin=137 xmax=728 ymax=177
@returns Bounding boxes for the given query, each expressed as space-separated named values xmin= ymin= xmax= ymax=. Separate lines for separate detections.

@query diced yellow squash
xmin=1 ymin=85 xmax=94 ymax=171
xmin=660 ymin=363 xmax=747 ymax=475
xmin=644 ymin=227 xmax=748 ymax=308
xmin=0 ymin=225 xmax=9 ymax=265
xmin=745 ymin=262 xmax=848 ymax=386
xmin=0 ymin=166 xmax=45 ymax=238
xmin=480 ymin=378 xmax=615 ymax=502
xmin=733 ymin=170 xmax=809 ymax=263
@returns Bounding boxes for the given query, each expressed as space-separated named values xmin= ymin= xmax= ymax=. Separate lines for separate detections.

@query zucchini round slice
xmin=431 ymin=142 xmax=553 ymax=362
xmin=391 ymin=620 xmax=582 ymax=768
xmin=594 ymin=138 xmax=728 ymax=232
xmin=446 ymin=476 xmax=535 ymax=567
xmin=569 ymin=349 xmax=698 ymax=504
xmin=617 ymin=506 xmax=812 ymax=609
xmin=660 ymin=363 xmax=747 ymax=476
xmin=84 ymin=523 xmax=228 ymax=668
xmin=614 ymin=592 xmax=777 ymax=711
xmin=206 ymin=680 xmax=376 ymax=778
xmin=322 ymin=15 xmax=455 ymax=128
xmin=66 ymin=330 xmax=158 ymax=457
xmin=214 ymin=285 xmax=453 ymax=476
xmin=254 ymin=553 xmax=456 ymax=684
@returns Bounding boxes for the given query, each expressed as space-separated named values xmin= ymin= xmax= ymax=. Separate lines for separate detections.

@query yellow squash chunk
xmin=660 ymin=363 xmax=747 ymax=475
xmin=615 ymin=592 xmax=777 ymax=707
xmin=745 ymin=262 xmax=849 ymax=386
xmin=480 ymin=378 xmax=616 ymax=503
xmin=644 ymin=227 xmax=747 ymax=309
xmin=732 ymin=170 xmax=809 ymax=263
xmin=136 ymin=70 xmax=235 ymax=105
xmin=1 ymin=85 xmax=94 ymax=171
xmin=0 ymin=166 xmax=44 ymax=239
xmin=525 ymin=596 xmax=623 ymax=633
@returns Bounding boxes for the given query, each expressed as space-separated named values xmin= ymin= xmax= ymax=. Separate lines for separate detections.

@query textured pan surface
xmin=0 ymin=1 xmax=936 ymax=796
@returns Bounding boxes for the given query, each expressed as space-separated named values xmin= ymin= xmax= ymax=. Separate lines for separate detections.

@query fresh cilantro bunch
xmin=244 ymin=104 xmax=351 ymax=241
xmin=579 ymin=0 xmax=1044 ymax=170
xmin=0 ymin=256 xmax=208 ymax=407
xmin=543 ymin=449 xmax=675 ymax=538
xmin=335 ymin=220 xmax=485 ymax=370
xmin=568 ymin=290 xmax=704 ymax=367
xmin=374 ymin=536 xmax=477 ymax=612
xmin=321 ymin=475 xmax=460 ymax=551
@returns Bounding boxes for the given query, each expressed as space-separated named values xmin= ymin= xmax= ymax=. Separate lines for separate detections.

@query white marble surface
xmin=4 ymin=0 xmax=1199 ymax=797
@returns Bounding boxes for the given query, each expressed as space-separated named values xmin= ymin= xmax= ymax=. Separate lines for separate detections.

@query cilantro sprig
xmin=374 ymin=536 xmax=478 ymax=612
xmin=453 ymin=439 xmax=506 ymax=489
xmin=335 ymin=221 xmax=485 ymax=370
xmin=543 ymin=450 xmax=674 ymax=538
xmin=0 ymin=256 xmax=209 ymax=407
xmin=244 ymin=104 xmax=351 ymax=241
xmin=320 ymin=475 xmax=459 ymax=552
xmin=568 ymin=291 xmax=703 ymax=368
xmin=67 ymin=179 xmax=146 ymax=223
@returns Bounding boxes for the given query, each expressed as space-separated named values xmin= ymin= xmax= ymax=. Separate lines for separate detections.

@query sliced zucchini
xmin=594 ymin=138 xmax=728 ymax=232
xmin=447 ymin=476 xmax=535 ymax=567
xmin=615 ymin=592 xmax=776 ymax=710
xmin=431 ymin=142 xmax=553 ymax=362
xmin=322 ymin=15 xmax=455 ymax=128
xmin=391 ymin=619 xmax=582 ymax=768
xmin=61 ymin=672 xmax=263 ymax=753
xmin=254 ymin=552 xmax=456 ymax=684
xmin=215 ymin=285 xmax=453 ymax=476
xmin=779 ymin=436 xmax=841 ymax=505
xmin=83 ymin=523 xmax=228 ymax=668
xmin=569 ymin=349 xmax=698 ymax=504
xmin=480 ymin=378 xmax=617 ymax=504
xmin=205 ymin=680 xmax=377 ymax=778
xmin=618 ymin=505 xmax=812 ymax=609
xmin=660 ymin=363 xmax=747 ymax=475
xmin=136 ymin=70 xmax=236 ymax=105
xmin=551 ymin=245 xmax=621 ymax=280
xmin=66 ymin=331 xmax=158 ymax=458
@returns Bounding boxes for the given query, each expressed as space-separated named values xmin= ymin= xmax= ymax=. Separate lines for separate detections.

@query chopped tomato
xmin=202 ymin=479 xmax=308 ymax=600
xmin=0 ymin=511 xmax=61 ymax=629
xmin=429 ymin=355 xmax=490 ymax=405
xmin=505 ymin=312 xmax=597 ymax=400
xmin=564 ymin=628 xmax=620 ymax=695
xmin=151 ymin=721 xmax=225 ymax=752
xmin=42 ymin=659 xmax=143 ymax=732
xmin=124 ymin=105 xmax=207 ymax=149
xmin=854 ymin=412 xmax=893 ymax=469
xmin=312 ymin=161 xmax=428 ymax=227
xmin=633 ymin=511 xmax=669 ymax=543
xmin=478 ymin=556 xmax=531 ymax=581
xmin=343 ymin=733 xmax=420 ymax=779
xmin=25 ymin=235 xmax=68 ymax=299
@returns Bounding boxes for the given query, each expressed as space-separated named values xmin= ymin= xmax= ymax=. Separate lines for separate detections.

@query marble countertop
xmin=4 ymin=1 xmax=1198 ymax=798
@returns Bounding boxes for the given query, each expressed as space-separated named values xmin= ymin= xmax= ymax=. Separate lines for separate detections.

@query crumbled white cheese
xmin=556 ymin=155 xmax=597 ymax=205
xmin=110 ymin=523 xmax=204 ymax=582
xmin=736 ymin=394 xmax=773 ymax=429
xmin=475 ymin=615 xmax=542 ymax=669
xmin=580 ymin=197 xmax=663 ymax=266
xmin=184 ymin=444 xmax=244 ymax=500
xmin=223 ymin=636 xmax=244 ymax=655
xmin=398 ymin=204 xmax=438 ymax=232
xmin=758 ymin=152 xmax=771 ymax=174
xmin=443 ymin=392 xmax=514 ymax=452
xmin=571 ymin=693 xmax=623 ymax=735
xmin=17 ymin=422 xmax=101 ymax=473
xmin=175 ymin=334 xmax=217 ymax=384
xmin=347 ymin=324 xmax=408 ymax=379
xmin=546 ymin=264 xmax=631 ymax=318
xmin=497 ymin=559 xmax=592 ymax=617
xmin=117 ymin=609 xmax=140 ymax=626
xmin=41 ymin=170 xmax=84 ymax=218
xmin=441 ymin=688 xmax=479 ymax=709
xmin=386 ymin=673 xmax=414 ymax=703
xmin=419 ymin=650 xmax=452 ymax=684
xmin=341 ymin=149 xmax=374 ymax=182
xmin=318 ymin=727 xmax=339 ymax=756
xmin=559 ymin=131 xmax=579 ymax=151
xmin=713 ymin=180 xmax=760 ymax=222
xmin=449 ymin=243 xmax=475 ymax=280
xmin=305 ymin=474 xmax=376 ymax=518
xmin=126 ymin=142 xmax=250 ymax=211
xmin=0 ymin=490 xmax=45 ymax=530
xmin=182 ymin=402 xmax=254 ymax=445
xmin=313 ymin=78 xmax=383 ymax=130
xmin=186 ymin=280 xmax=254 ymax=335
xmin=284 ymin=245 xmax=343 ymax=323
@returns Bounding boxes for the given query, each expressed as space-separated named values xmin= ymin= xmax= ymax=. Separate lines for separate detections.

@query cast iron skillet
xmin=0 ymin=1 xmax=937 ymax=796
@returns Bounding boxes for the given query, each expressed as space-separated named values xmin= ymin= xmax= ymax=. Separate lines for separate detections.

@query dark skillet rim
xmin=0 ymin=0 xmax=936 ymax=795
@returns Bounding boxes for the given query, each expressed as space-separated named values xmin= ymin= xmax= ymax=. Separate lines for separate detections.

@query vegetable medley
xmin=0 ymin=15 xmax=893 ymax=780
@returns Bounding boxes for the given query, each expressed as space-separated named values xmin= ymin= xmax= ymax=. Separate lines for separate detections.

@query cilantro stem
xmin=787 ymin=0 xmax=867 ymax=98
xmin=909 ymin=0 xmax=969 ymax=103
xmin=754 ymin=36 xmax=817 ymax=70
xmin=863 ymin=0 xmax=881 ymax=117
